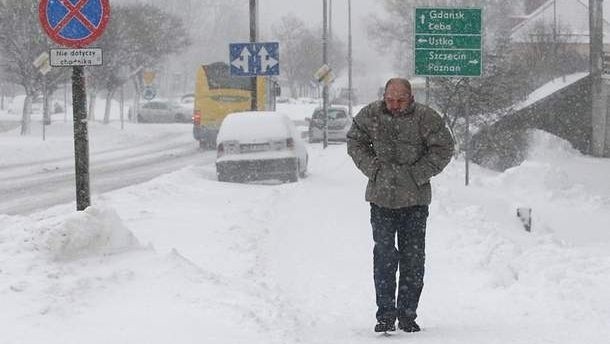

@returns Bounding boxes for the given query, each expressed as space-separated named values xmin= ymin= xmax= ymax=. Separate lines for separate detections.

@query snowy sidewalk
xmin=1 ymin=132 xmax=609 ymax=343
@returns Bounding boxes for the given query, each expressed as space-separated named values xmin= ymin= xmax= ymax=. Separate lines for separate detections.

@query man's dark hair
xmin=384 ymin=78 xmax=412 ymax=94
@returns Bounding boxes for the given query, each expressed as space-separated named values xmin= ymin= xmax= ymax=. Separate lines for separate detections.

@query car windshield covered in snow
xmin=312 ymin=108 xmax=348 ymax=121
xmin=308 ymin=106 xmax=352 ymax=143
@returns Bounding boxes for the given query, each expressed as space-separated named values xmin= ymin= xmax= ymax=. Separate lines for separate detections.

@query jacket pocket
xmin=395 ymin=165 xmax=420 ymax=190
xmin=374 ymin=163 xmax=394 ymax=187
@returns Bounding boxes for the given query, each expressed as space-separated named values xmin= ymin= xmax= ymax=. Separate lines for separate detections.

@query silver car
xmin=135 ymin=100 xmax=191 ymax=123
xmin=307 ymin=106 xmax=352 ymax=143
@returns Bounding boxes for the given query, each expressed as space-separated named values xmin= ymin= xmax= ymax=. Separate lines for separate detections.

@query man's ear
xmin=410 ymin=95 xmax=415 ymax=103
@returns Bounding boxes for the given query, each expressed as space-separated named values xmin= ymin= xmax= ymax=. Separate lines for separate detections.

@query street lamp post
xmin=348 ymin=0 xmax=353 ymax=117
xmin=323 ymin=0 xmax=329 ymax=149
xmin=250 ymin=0 xmax=258 ymax=111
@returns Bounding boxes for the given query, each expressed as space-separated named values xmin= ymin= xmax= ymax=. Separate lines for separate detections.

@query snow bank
xmin=0 ymin=206 xmax=140 ymax=263
xmin=471 ymin=130 xmax=610 ymax=247
xmin=43 ymin=207 xmax=140 ymax=261
xmin=526 ymin=129 xmax=583 ymax=161
xmin=488 ymin=130 xmax=588 ymax=194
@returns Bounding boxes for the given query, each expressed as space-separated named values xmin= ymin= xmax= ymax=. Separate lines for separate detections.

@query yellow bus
xmin=192 ymin=62 xmax=278 ymax=149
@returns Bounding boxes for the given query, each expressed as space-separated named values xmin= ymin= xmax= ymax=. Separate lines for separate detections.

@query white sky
xmin=259 ymin=0 xmax=385 ymax=39
xmin=260 ymin=0 xmax=395 ymax=99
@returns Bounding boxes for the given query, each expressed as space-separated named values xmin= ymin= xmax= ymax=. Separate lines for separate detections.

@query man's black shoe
xmin=398 ymin=319 xmax=420 ymax=332
xmin=374 ymin=320 xmax=396 ymax=333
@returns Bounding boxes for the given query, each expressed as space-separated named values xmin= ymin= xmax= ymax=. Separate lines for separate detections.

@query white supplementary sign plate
xmin=49 ymin=48 xmax=103 ymax=67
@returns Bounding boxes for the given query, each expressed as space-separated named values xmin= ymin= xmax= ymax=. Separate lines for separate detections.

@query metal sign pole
xmin=425 ymin=77 xmax=430 ymax=105
xmin=42 ymin=74 xmax=47 ymax=141
xmin=250 ymin=0 xmax=258 ymax=111
xmin=322 ymin=0 xmax=329 ymax=149
xmin=72 ymin=66 xmax=90 ymax=210
xmin=64 ymin=82 xmax=68 ymax=122
xmin=120 ymin=85 xmax=125 ymax=130
xmin=465 ymin=102 xmax=470 ymax=186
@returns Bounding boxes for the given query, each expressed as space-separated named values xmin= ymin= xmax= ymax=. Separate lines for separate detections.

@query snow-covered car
xmin=215 ymin=111 xmax=308 ymax=183
xmin=307 ymin=105 xmax=352 ymax=143
xmin=135 ymin=100 xmax=191 ymax=123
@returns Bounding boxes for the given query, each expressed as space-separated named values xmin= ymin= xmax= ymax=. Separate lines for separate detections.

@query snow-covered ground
xmin=1 ymin=101 xmax=610 ymax=343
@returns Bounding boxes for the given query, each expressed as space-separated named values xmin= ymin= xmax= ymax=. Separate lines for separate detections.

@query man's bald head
xmin=384 ymin=78 xmax=413 ymax=115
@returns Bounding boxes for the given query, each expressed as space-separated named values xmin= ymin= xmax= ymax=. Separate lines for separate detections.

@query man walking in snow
xmin=347 ymin=78 xmax=454 ymax=333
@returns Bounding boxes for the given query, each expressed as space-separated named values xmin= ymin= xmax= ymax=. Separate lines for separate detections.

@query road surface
xmin=0 ymin=133 xmax=215 ymax=215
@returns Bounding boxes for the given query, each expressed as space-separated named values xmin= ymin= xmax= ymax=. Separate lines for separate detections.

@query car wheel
xmin=174 ymin=113 xmax=186 ymax=122
xmin=286 ymin=166 xmax=299 ymax=183
xmin=199 ymin=139 xmax=214 ymax=150
xmin=308 ymin=132 xmax=318 ymax=143
xmin=298 ymin=156 xmax=308 ymax=178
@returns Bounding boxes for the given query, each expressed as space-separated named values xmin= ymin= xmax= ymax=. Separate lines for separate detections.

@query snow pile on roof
xmin=513 ymin=72 xmax=588 ymax=111
xmin=277 ymin=101 xmax=319 ymax=122
xmin=217 ymin=111 xmax=291 ymax=143
xmin=511 ymin=0 xmax=610 ymax=44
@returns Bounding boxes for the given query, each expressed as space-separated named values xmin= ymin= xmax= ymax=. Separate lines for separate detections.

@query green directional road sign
xmin=414 ymin=8 xmax=482 ymax=77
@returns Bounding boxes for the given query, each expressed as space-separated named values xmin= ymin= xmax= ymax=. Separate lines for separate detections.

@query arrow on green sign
xmin=414 ymin=8 xmax=482 ymax=77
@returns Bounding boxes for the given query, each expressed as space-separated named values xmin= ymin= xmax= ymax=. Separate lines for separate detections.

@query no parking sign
xmin=39 ymin=0 xmax=110 ymax=48
xmin=37 ymin=0 xmax=111 ymax=212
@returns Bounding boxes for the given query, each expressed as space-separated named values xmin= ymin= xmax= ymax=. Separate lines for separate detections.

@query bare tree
xmin=88 ymin=3 xmax=190 ymax=123
xmin=271 ymin=13 xmax=346 ymax=98
xmin=430 ymin=29 xmax=528 ymax=152
xmin=0 ymin=0 xmax=69 ymax=134
xmin=117 ymin=0 xmax=247 ymax=87
xmin=272 ymin=14 xmax=320 ymax=97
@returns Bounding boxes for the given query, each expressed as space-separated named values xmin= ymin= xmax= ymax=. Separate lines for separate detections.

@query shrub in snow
xmin=45 ymin=207 xmax=140 ymax=261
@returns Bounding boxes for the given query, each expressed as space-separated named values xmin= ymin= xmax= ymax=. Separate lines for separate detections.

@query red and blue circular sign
xmin=39 ymin=0 xmax=110 ymax=48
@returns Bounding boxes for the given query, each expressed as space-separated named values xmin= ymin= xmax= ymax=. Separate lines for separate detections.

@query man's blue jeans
xmin=370 ymin=203 xmax=428 ymax=322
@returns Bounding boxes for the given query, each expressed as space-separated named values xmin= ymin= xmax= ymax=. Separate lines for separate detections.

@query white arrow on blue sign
xmin=230 ymin=42 xmax=280 ymax=77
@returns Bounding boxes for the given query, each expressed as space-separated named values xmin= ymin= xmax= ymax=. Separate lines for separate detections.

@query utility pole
xmin=250 ymin=0 xmax=258 ymax=111
xmin=465 ymin=103 xmax=470 ymax=186
xmin=590 ymin=0 xmax=607 ymax=156
xmin=322 ymin=0 xmax=329 ymax=148
xmin=348 ymin=0 xmax=353 ymax=117
xmin=64 ymin=82 xmax=68 ymax=123
xmin=329 ymin=0 xmax=333 ymax=41
xmin=553 ymin=0 xmax=557 ymax=42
